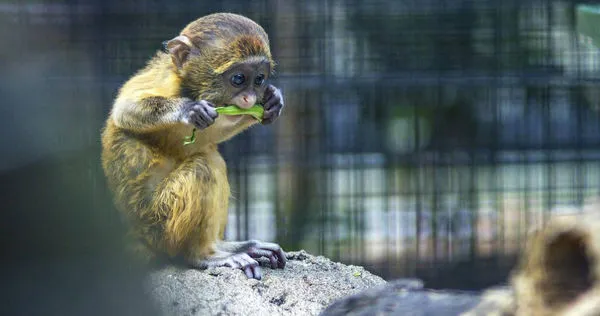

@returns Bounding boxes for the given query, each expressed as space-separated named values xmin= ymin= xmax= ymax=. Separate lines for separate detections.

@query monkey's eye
xmin=254 ymin=74 xmax=265 ymax=86
xmin=231 ymin=74 xmax=245 ymax=86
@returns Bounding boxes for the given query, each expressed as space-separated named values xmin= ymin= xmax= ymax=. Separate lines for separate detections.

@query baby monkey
xmin=101 ymin=13 xmax=285 ymax=279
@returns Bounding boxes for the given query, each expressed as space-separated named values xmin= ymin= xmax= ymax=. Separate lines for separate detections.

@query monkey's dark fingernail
xmin=254 ymin=266 xmax=262 ymax=280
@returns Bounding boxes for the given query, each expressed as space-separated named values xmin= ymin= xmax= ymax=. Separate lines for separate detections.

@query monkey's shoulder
xmin=118 ymin=54 xmax=181 ymax=101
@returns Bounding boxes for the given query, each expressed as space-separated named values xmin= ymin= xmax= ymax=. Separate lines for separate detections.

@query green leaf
xmin=182 ymin=104 xmax=264 ymax=146
xmin=216 ymin=104 xmax=265 ymax=121
xmin=183 ymin=128 xmax=197 ymax=145
xmin=577 ymin=5 xmax=600 ymax=49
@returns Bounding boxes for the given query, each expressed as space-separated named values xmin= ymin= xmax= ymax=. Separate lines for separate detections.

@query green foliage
xmin=183 ymin=104 xmax=264 ymax=145
xmin=577 ymin=5 xmax=600 ymax=49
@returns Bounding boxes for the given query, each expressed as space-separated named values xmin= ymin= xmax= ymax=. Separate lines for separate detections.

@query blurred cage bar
xmin=5 ymin=0 xmax=600 ymax=290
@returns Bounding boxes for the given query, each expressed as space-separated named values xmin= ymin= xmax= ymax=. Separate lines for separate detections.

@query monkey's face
xmin=165 ymin=30 xmax=274 ymax=128
xmin=219 ymin=58 xmax=271 ymax=109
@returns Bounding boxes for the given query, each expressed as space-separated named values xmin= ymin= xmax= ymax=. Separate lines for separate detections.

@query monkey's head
xmin=164 ymin=13 xmax=275 ymax=111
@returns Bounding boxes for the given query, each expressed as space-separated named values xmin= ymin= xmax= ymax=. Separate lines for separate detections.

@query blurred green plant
xmin=577 ymin=5 xmax=600 ymax=49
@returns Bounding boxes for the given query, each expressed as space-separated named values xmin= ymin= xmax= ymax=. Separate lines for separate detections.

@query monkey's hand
xmin=217 ymin=240 xmax=286 ymax=270
xmin=180 ymin=100 xmax=219 ymax=130
xmin=191 ymin=251 xmax=263 ymax=280
xmin=261 ymin=84 xmax=284 ymax=125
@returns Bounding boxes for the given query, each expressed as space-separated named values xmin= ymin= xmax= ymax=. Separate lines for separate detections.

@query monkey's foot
xmin=191 ymin=252 xmax=262 ymax=280
xmin=244 ymin=240 xmax=286 ymax=270
xmin=216 ymin=240 xmax=286 ymax=270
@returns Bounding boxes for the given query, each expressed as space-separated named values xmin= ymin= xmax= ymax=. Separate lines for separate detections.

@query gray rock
xmin=146 ymin=250 xmax=386 ymax=316
xmin=321 ymin=279 xmax=482 ymax=316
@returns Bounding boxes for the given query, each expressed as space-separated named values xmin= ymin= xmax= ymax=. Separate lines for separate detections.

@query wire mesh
xmin=3 ymin=0 xmax=600 ymax=290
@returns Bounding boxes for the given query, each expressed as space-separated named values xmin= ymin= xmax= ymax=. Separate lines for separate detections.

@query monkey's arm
xmin=111 ymin=96 xmax=217 ymax=133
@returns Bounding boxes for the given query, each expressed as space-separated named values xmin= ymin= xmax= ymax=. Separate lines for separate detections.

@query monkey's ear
xmin=165 ymin=35 xmax=194 ymax=69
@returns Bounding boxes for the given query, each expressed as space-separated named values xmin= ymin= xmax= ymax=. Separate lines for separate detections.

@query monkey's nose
xmin=237 ymin=94 xmax=256 ymax=109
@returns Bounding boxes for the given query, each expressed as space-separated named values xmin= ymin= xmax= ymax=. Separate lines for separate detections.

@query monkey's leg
xmin=155 ymin=154 xmax=265 ymax=279
xmin=123 ymin=224 xmax=169 ymax=268
xmin=125 ymin=232 xmax=156 ymax=262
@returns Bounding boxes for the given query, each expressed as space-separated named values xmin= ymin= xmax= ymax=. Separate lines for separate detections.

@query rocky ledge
xmin=146 ymin=250 xmax=482 ymax=316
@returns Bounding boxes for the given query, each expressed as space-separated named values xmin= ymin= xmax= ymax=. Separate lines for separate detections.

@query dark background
xmin=2 ymin=0 xmax=600 ymax=315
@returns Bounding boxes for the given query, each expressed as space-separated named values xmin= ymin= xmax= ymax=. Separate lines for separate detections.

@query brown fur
xmin=101 ymin=13 xmax=273 ymax=263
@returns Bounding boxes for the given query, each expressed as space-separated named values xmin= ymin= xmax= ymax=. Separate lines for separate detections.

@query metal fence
xmin=4 ymin=0 xmax=600 ymax=290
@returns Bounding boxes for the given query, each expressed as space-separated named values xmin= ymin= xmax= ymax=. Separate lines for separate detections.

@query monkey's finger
xmin=262 ymin=245 xmax=287 ymax=269
xmin=262 ymin=94 xmax=281 ymax=111
xmin=244 ymin=265 xmax=262 ymax=280
xmin=236 ymin=255 xmax=261 ymax=279
xmin=197 ymin=100 xmax=217 ymax=116
xmin=234 ymin=253 xmax=258 ymax=269
xmin=248 ymin=248 xmax=279 ymax=269
xmin=263 ymin=84 xmax=278 ymax=100
xmin=256 ymin=243 xmax=286 ymax=269
xmin=230 ymin=255 xmax=245 ymax=268
xmin=196 ymin=106 xmax=215 ymax=125
xmin=253 ymin=265 xmax=262 ymax=280
xmin=222 ymin=257 xmax=239 ymax=268
xmin=277 ymin=250 xmax=287 ymax=268
xmin=262 ymin=84 xmax=275 ymax=100
xmin=247 ymin=248 xmax=269 ymax=258
xmin=261 ymin=106 xmax=282 ymax=125
xmin=268 ymin=254 xmax=279 ymax=269
xmin=192 ymin=117 xmax=208 ymax=130
xmin=260 ymin=116 xmax=273 ymax=125
xmin=243 ymin=266 xmax=255 ymax=279
xmin=191 ymin=111 xmax=211 ymax=129
xmin=263 ymin=104 xmax=282 ymax=117
xmin=187 ymin=110 xmax=202 ymax=127
xmin=204 ymin=104 xmax=218 ymax=119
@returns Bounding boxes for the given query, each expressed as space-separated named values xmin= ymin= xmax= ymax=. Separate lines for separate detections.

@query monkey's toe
xmin=246 ymin=243 xmax=287 ymax=269
xmin=230 ymin=253 xmax=261 ymax=279
xmin=210 ymin=252 xmax=262 ymax=279
xmin=244 ymin=265 xmax=262 ymax=280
